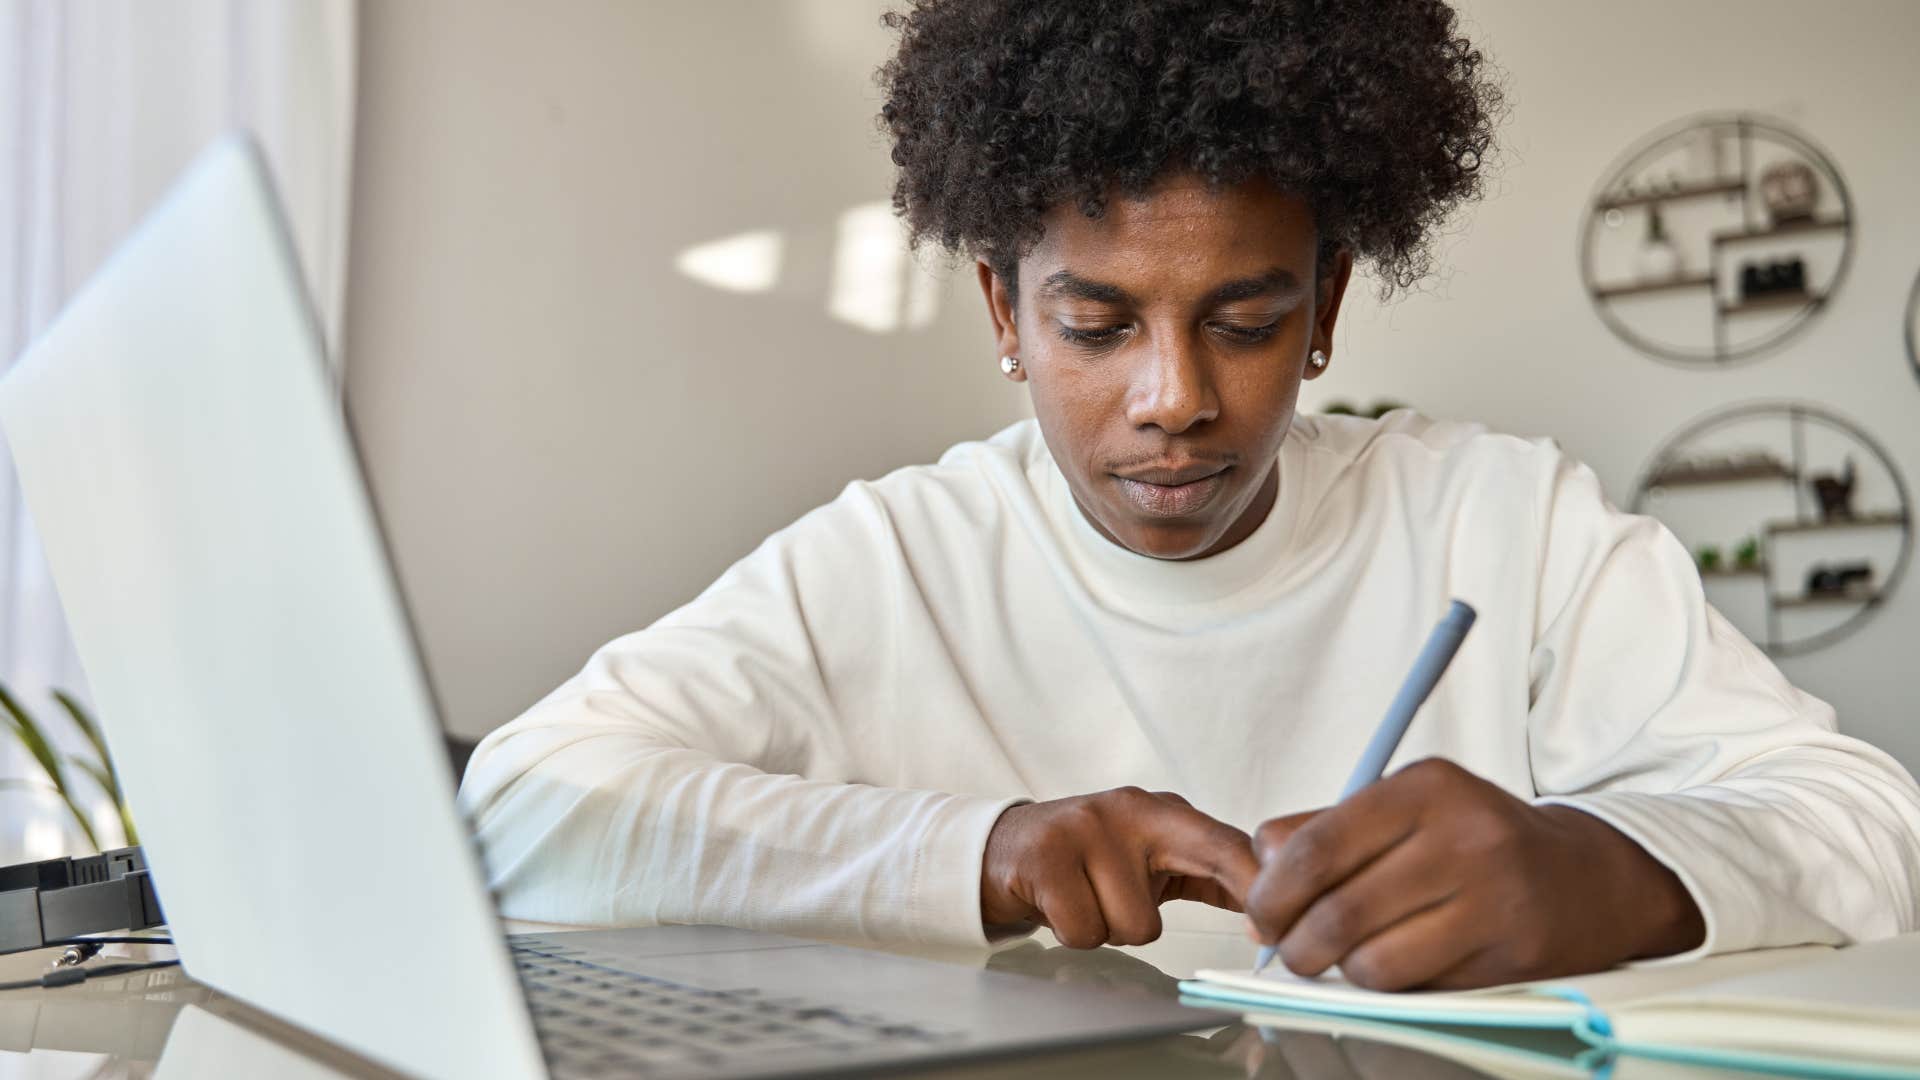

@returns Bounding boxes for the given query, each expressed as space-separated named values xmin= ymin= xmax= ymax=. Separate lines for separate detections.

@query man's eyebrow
xmin=1206 ymin=268 xmax=1306 ymax=305
xmin=1036 ymin=271 xmax=1133 ymax=305
xmin=1036 ymin=268 xmax=1305 ymax=306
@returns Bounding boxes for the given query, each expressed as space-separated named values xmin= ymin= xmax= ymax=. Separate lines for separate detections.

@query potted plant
xmin=0 ymin=685 xmax=136 ymax=853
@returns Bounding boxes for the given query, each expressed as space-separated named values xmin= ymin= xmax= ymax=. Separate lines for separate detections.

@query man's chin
xmin=1113 ymin=518 xmax=1226 ymax=562
xmin=1069 ymin=488 xmax=1234 ymax=561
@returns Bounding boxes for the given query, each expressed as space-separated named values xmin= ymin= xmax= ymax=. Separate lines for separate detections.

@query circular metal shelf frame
xmin=1631 ymin=401 xmax=1910 ymax=658
xmin=1580 ymin=113 xmax=1854 ymax=368
xmin=1906 ymin=268 xmax=1919 ymax=389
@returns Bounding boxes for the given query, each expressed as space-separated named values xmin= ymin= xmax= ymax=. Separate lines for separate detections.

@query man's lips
xmin=1114 ymin=462 xmax=1230 ymax=486
xmin=1112 ymin=463 xmax=1231 ymax=517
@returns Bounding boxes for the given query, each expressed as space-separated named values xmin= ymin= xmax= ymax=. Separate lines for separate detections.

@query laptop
xmin=0 ymin=135 xmax=1225 ymax=1079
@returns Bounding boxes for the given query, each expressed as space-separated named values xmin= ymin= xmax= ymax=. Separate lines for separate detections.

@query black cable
xmin=0 ymin=958 xmax=182 ymax=992
xmin=44 ymin=936 xmax=174 ymax=947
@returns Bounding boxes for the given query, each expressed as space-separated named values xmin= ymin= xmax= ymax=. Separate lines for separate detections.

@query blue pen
xmin=1253 ymin=599 xmax=1478 ymax=974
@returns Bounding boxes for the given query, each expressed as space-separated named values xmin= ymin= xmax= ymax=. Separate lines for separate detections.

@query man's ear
xmin=976 ymin=260 xmax=1025 ymax=381
xmin=1305 ymin=246 xmax=1354 ymax=381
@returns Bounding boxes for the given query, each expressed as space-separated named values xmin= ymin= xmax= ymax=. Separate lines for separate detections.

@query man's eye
xmin=1057 ymin=324 xmax=1130 ymax=347
xmin=1211 ymin=322 xmax=1280 ymax=344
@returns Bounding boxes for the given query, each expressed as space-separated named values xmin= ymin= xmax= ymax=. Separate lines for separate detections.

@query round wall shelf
xmin=1906 ymin=268 xmax=1919 ymax=388
xmin=1581 ymin=114 xmax=1853 ymax=367
xmin=1631 ymin=402 xmax=1910 ymax=657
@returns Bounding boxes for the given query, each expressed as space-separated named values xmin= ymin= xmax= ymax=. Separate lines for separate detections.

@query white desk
xmin=0 ymin=928 xmax=1774 ymax=1079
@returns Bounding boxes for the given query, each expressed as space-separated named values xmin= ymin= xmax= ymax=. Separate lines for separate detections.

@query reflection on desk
xmin=0 ymin=955 xmax=208 ymax=1067
xmin=154 ymin=1003 xmax=381 ymax=1080
xmin=0 ymin=932 xmax=1791 ymax=1080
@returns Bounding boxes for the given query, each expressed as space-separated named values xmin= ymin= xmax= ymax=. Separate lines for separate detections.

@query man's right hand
xmin=979 ymin=787 xmax=1259 ymax=948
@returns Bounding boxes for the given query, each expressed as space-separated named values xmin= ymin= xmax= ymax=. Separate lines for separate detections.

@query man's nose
xmin=1125 ymin=331 xmax=1220 ymax=435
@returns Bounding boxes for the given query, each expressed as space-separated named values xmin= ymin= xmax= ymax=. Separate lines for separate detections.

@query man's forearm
xmin=461 ymin=724 xmax=1023 ymax=948
xmin=1540 ymin=745 xmax=1920 ymax=956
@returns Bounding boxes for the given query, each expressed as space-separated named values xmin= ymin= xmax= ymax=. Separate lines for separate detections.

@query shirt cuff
xmin=1534 ymin=789 xmax=1746 ymax=963
xmin=907 ymin=792 xmax=1034 ymax=950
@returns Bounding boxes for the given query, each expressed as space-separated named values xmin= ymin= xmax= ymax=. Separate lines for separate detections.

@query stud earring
xmin=999 ymin=355 xmax=1022 ymax=377
xmin=1309 ymin=349 xmax=1330 ymax=372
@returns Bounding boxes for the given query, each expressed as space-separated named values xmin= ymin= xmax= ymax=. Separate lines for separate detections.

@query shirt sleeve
xmin=1523 ymin=448 xmax=1920 ymax=959
xmin=455 ymin=480 xmax=1027 ymax=950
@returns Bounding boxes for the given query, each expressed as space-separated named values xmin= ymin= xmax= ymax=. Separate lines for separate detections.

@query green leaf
xmin=57 ymin=792 xmax=102 ymax=853
xmin=0 ymin=683 xmax=66 ymax=793
xmin=55 ymin=691 xmax=136 ymax=845
xmin=0 ymin=683 xmax=101 ymax=852
xmin=69 ymin=757 xmax=137 ymax=846
xmin=54 ymin=689 xmax=110 ymax=768
xmin=53 ymin=690 xmax=122 ymax=801
xmin=69 ymin=757 xmax=113 ymax=800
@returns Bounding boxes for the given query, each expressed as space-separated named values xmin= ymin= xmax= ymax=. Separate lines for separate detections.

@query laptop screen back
xmin=0 ymin=136 xmax=544 ymax=1080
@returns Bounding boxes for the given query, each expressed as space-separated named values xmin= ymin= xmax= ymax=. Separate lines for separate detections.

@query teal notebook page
xmin=1179 ymin=1001 xmax=1610 ymax=1080
xmin=1180 ymin=935 xmax=1920 ymax=1079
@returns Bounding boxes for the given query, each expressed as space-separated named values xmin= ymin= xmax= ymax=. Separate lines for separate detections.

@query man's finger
xmin=1138 ymin=803 xmax=1260 ymax=903
xmin=1326 ymin=894 xmax=1481 ymax=992
xmin=1245 ymin=782 xmax=1422 ymax=945
xmin=1250 ymin=809 xmax=1318 ymax=862
xmin=1033 ymin=868 xmax=1109 ymax=950
xmin=1085 ymin=849 xmax=1164 ymax=946
xmin=1276 ymin=833 xmax=1454 ymax=977
xmin=1416 ymin=940 xmax=1526 ymax=991
xmin=1160 ymin=874 xmax=1244 ymax=912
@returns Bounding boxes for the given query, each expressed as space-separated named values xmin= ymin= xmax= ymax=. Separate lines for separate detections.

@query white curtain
xmin=0 ymin=0 xmax=357 ymax=860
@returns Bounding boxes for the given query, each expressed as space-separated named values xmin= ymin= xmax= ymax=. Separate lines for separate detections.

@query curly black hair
xmin=878 ymin=0 xmax=1504 ymax=298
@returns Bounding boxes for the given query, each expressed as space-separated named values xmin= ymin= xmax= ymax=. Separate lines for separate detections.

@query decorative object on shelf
xmin=1738 ymin=258 xmax=1805 ymax=300
xmin=1758 ymin=159 xmax=1820 ymax=224
xmin=1632 ymin=402 xmax=1910 ymax=656
xmin=1647 ymin=449 xmax=1792 ymax=487
xmin=1809 ymin=458 xmax=1857 ymax=521
xmin=1581 ymin=113 xmax=1853 ymax=367
xmin=1636 ymin=204 xmax=1682 ymax=280
xmin=1806 ymin=562 xmax=1873 ymax=597
xmin=1685 ymin=126 xmax=1727 ymax=184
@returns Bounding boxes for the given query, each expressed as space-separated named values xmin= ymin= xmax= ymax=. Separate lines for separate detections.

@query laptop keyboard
xmin=511 ymin=938 xmax=963 ymax=1078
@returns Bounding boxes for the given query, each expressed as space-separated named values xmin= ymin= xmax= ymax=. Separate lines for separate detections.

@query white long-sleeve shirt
xmin=458 ymin=413 xmax=1920 ymax=956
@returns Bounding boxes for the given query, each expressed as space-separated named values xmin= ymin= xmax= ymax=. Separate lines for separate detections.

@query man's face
xmin=979 ymin=175 xmax=1352 ymax=560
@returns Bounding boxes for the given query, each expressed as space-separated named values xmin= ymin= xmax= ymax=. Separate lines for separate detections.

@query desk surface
xmin=0 ymin=926 xmax=1763 ymax=1080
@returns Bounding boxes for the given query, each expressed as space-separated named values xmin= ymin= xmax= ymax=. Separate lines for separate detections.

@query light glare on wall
xmin=829 ymin=201 xmax=940 ymax=334
xmin=674 ymin=229 xmax=784 ymax=293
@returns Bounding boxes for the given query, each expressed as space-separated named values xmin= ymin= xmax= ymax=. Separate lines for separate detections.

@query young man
xmin=460 ymin=0 xmax=1920 ymax=990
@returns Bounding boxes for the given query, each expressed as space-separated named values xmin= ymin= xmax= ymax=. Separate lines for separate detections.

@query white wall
xmin=1307 ymin=0 xmax=1920 ymax=766
xmin=347 ymin=1 xmax=1920 ymax=768
xmin=345 ymin=1 xmax=1027 ymax=738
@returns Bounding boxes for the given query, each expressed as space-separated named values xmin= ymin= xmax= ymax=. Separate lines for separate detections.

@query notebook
xmin=1179 ymin=934 xmax=1920 ymax=1079
xmin=1207 ymin=1007 xmax=1602 ymax=1080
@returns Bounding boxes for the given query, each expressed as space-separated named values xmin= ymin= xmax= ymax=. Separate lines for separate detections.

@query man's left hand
xmin=1243 ymin=758 xmax=1705 ymax=990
